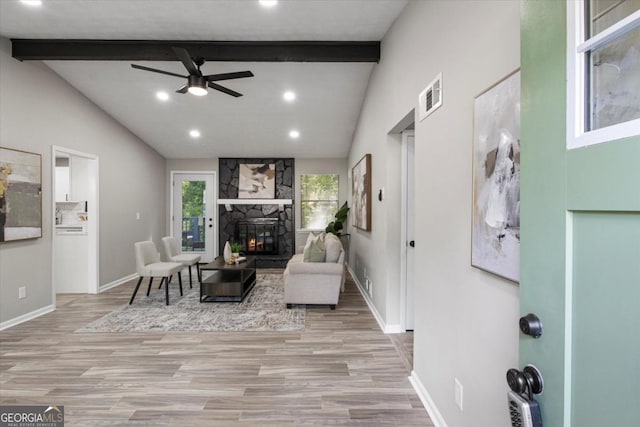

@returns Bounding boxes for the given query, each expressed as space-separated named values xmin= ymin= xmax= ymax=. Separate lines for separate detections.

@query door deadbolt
xmin=519 ymin=313 xmax=543 ymax=338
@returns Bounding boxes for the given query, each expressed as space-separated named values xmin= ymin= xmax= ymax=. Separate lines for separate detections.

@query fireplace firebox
xmin=235 ymin=218 xmax=279 ymax=255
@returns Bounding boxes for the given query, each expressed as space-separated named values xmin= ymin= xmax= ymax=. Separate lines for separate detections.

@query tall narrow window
xmin=568 ymin=1 xmax=640 ymax=148
xmin=300 ymin=174 xmax=339 ymax=229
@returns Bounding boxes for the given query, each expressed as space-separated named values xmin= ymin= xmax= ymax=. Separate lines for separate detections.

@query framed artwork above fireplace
xmin=238 ymin=163 xmax=276 ymax=199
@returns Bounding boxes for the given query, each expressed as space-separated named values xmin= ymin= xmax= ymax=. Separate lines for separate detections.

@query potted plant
xmin=325 ymin=201 xmax=349 ymax=236
xmin=230 ymin=242 xmax=243 ymax=257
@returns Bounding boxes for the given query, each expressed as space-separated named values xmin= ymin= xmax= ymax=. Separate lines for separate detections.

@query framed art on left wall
xmin=0 ymin=147 xmax=42 ymax=242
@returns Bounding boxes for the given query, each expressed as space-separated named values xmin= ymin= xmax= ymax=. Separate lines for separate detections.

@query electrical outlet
xmin=136 ymin=212 xmax=141 ymax=220
xmin=454 ymin=378 xmax=463 ymax=410
xmin=18 ymin=286 xmax=26 ymax=299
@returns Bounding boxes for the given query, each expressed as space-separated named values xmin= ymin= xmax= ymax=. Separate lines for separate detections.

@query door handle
xmin=409 ymin=240 xmax=415 ymax=247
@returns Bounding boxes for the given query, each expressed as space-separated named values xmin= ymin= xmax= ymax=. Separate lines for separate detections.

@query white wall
xmin=0 ymin=37 xmax=166 ymax=325
xmin=348 ymin=2 xmax=520 ymax=426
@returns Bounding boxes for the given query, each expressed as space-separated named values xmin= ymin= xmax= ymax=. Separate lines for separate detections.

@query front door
xmin=171 ymin=173 xmax=215 ymax=263
xmin=521 ymin=2 xmax=640 ymax=425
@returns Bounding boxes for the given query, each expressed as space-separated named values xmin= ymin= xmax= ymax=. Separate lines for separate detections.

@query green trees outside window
xmin=181 ymin=181 xmax=206 ymax=249
xmin=300 ymin=174 xmax=339 ymax=229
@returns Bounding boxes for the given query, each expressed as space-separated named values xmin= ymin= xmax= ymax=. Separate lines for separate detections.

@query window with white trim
xmin=568 ymin=1 xmax=640 ymax=149
xmin=300 ymin=174 xmax=339 ymax=230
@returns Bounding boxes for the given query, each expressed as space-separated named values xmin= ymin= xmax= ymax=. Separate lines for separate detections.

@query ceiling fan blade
xmin=131 ymin=64 xmax=186 ymax=79
xmin=176 ymin=85 xmax=189 ymax=94
xmin=172 ymin=47 xmax=200 ymax=76
xmin=208 ymin=82 xmax=242 ymax=97
xmin=204 ymin=71 xmax=254 ymax=82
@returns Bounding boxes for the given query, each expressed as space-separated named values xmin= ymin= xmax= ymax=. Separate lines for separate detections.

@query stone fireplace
xmin=218 ymin=158 xmax=294 ymax=268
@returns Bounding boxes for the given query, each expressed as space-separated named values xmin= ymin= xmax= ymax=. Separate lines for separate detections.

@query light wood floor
xmin=0 ymin=272 xmax=431 ymax=426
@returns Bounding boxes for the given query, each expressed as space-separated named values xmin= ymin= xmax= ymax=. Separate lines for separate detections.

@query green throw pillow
xmin=303 ymin=234 xmax=326 ymax=262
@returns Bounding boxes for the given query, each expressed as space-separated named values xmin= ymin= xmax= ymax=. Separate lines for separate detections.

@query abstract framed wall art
xmin=238 ymin=163 xmax=276 ymax=199
xmin=352 ymin=153 xmax=371 ymax=231
xmin=0 ymin=147 xmax=43 ymax=242
xmin=471 ymin=70 xmax=520 ymax=282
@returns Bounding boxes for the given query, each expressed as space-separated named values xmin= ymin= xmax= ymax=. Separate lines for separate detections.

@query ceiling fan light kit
xmin=187 ymin=75 xmax=208 ymax=96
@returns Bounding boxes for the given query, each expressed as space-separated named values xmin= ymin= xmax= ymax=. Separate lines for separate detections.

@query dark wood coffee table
xmin=199 ymin=256 xmax=256 ymax=302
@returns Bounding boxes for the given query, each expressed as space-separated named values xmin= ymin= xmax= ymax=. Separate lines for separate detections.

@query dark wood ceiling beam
xmin=11 ymin=40 xmax=380 ymax=62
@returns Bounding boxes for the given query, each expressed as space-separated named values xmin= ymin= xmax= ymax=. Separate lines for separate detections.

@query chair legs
xmin=166 ymin=272 xmax=183 ymax=304
xmin=129 ymin=277 xmax=144 ymax=305
xmin=163 ymin=277 xmax=169 ymax=305
xmin=130 ymin=273 xmax=183 ymax=306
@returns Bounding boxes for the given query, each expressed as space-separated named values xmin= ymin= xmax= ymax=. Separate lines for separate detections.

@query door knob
xmin=506 ymin=365 xmax=544 ymax=398
xmin=409 ymin=240 xmax=415 ymax=247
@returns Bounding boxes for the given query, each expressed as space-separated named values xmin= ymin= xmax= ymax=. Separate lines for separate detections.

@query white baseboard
xmin=99 ymin=273 xmax=137 ymax=292
xmin=409 ymin=371 xmax=449 ymax=427
xmin=0 ymin=304 xmax=55 ymax=331
xmin=346 ymin=264 xmax=401 ymax=334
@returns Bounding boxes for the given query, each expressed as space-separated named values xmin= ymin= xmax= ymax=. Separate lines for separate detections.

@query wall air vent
xmin=418 ymin=73 xmax=443 ymax=121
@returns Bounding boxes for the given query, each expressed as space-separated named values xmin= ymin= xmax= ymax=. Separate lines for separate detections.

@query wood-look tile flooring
xmin=0 ymin=271 xmax=430 ymax=426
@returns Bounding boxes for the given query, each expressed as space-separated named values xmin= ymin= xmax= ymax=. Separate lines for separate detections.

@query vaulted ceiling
xmin=0 ymin=0 xmax=408 ymax=158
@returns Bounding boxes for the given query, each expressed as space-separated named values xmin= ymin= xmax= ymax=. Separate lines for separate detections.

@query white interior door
xmin=171 ymin=173 xmax=215 ymax=263
xmin=402 ymin=131 xmax=416 ymax=330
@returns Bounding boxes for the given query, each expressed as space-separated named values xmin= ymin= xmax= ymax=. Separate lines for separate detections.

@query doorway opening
xmin=386 ymin=110 xmax=416 ymax=370
xmin=52 ymin=146 xmax=99 ymax=299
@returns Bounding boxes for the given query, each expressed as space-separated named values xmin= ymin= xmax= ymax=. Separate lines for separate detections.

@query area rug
xmin=75 ymin=274 xmax=305 ymax=333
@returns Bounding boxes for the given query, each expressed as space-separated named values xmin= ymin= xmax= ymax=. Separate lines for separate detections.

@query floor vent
xmin=418 ymin=73 xmax=443 ymax=121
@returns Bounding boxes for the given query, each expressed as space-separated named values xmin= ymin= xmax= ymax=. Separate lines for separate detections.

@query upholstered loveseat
xmin=283 ymin=232 xmax=345 ymax=310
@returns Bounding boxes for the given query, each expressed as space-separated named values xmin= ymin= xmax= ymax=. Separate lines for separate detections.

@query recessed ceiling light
xmin=289 ymin=130 xmax=300 ymax=139
xmin=189 ymin=130 xmax=201 ymax=138
xmin=20 ymin=0 xmax=42 ymax=6
xmin=283 ymin=91 xmax=296 ymax=102
xmin=156 ymin=91 xmax=169 ymax=101
xmin=259 ymin=0 xmax=278 ymax=8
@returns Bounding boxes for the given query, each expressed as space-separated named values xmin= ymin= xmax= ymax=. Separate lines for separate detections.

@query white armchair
xmin=283 ymin=232 xmax=345 ymax=310
xmin=130 ymin=241 xmax=184 ymax=305
xmin=161 ymin=236 xmax=201 ymax=288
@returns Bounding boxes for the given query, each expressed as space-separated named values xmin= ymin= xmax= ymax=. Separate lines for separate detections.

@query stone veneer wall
xmin=219 ymin=158 xmax=294 ymax=268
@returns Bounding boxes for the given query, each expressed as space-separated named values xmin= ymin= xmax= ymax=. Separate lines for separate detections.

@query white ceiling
xmin=0 ymin=0 xmax=408 ymax=158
